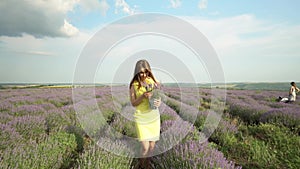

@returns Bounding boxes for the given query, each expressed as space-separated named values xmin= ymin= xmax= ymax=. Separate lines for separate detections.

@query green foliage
xmin=39 ymin=132 xmax=77 ymax=169
xmin=248 ymin=124 xmax=300 ymax=169
xmin=65 ymin=125 xmax=87 ymax=153
xmin=260 ymin=113 xmax=300 ymax=134
xmin=48 ymin=99 xmax=71 ymax=108
xmin=45 ymin=111 xmax=71 ymax=133
xmin=0 ymin=132 xmax=77 ymax=169
xmin=214 ymin=123 xmax=300 ymax=169
xmin=10 ymin=116 xmax=47 ymax=141
xmin=231 ymin=82 xmax=290 ymax=91
xmin=165 ymin=99 xmax=180 ymax=113
xmin=200 ymin=100 xmax=211 ymax=109
xmin=194 ymin=114 xmax=207 ymax=131
xmin=229 ymin=105 xmax=265 ymax=124
xmin=122 ymin=121 xmax=137 ymax=138
xmin=75 ymin=144 xmax=132 ymax=169
xmin=102 ymin=110 xmax=115 ymax=123
xmin=217 ymin=133 xmax=277 ymax=168
xmin=264 ymin=96 xmax=279 ymax=103
xmin=160 ymin=113 xmax=176 ymax=123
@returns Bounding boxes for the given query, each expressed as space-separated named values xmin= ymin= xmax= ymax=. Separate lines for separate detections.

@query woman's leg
xmin=141 ymin=141 xmax=150 ymax=156
xmin=144 ymin=141 xmax=156 ymax=168
xmin=140 ymin=141 xmax=150 ymax=168
xmin=148 ymin=141 xmax=156 ymax=156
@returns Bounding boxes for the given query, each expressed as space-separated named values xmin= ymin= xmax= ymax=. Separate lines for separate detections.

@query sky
xmin=0 ymin=0 xmax=299 ymax=84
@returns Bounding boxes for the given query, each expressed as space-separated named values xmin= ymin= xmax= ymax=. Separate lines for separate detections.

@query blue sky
xmin=0 ymin=0 xmax=299 ymax=83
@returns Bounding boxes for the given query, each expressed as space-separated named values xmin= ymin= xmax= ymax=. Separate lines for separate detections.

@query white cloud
xmin=0 ymin=0 xmax=80 ymax=38
xmin=0 ymin=31 xmax=90 ymax=57
xmin=79 ymin=0 xmax=110 ymax=16
xmin=184 ymin=14 xmax=300 ymax=82
xmin=61 ymin=20 xmax=79 ymax=37
xmin=0 ymin=0 xmax=107 ymax=38
xmin=25 ymin=51 xmax=55 ymax=57
xmin=186 ymin=14 xmax=271 ymax=54
xmin=99 ymin=0 xmax=110 ymax=16
xmin=0 ymin=31 xmax=92 ymax=82
xmin=169 ymin=0 xmax=182 ymax=8
xmin=115 ymin=0 xmax=136 ymax=15
xmin=198 ymin=0 xmax=208 ymax=9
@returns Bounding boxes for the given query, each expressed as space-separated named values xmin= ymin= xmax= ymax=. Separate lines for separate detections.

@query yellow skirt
xmin=134 ymin=109 xmax=160 ymax=141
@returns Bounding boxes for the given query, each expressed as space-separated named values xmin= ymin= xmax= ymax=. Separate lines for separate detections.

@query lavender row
xmin=89 ymin=89 xmax=242 ymax=168
xmin=0 ymin=87 xmax=98 ymax=168
xmin=0 ymin=132 xmax=77 ymax=169
xmin=155 ymin=104 xmax=241 ymax=169
xmin=226 ymin=89 xmax=300 ymax=128
xmin=0 ymin=86 xmax=242 ymax=168
xmin=165 ymin=95 xmax=238 ymax=135
xmin=164 ymin=87 xmax=300 ymax=129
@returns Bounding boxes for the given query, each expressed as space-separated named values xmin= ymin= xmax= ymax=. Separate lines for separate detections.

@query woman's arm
xmin=296 ymin=87 xmax=300 ymax=93
xmin=129 ymin=85 xmax=152 ymax=107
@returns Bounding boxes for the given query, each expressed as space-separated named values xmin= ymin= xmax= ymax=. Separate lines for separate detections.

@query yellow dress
xmin=133 ymin=77 xmax=160 ymax=141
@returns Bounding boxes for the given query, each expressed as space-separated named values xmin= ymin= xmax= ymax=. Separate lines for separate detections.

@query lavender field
xmin=0 ymin=85 xmax=299 ymax=169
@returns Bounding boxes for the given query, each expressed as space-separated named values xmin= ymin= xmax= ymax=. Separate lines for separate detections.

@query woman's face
xmin=139 ymin=68 xmax=148 ymax=81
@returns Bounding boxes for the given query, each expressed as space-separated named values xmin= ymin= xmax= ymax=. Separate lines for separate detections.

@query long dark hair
xmin=291 ymin=82 xmax=297 ymax=87
xmin=129 ymin=59 xmax=157 ymax=89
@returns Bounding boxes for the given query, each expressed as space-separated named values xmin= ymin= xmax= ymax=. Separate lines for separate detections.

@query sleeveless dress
xmin=289 ymin=86 xmax=297 ymax=101
xmin=133 ymin=77 xmax=160 ymax=141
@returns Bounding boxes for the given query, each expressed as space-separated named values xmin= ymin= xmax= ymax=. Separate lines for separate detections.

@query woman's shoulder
xmin=132 ymin=80 xmax=139 ymax=86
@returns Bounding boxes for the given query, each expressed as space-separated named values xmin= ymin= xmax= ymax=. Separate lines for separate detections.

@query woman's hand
xmin=153 ymin=97 xmax=161 ymax=108
xmin=143 ymin=91 xmax=153 ymax=99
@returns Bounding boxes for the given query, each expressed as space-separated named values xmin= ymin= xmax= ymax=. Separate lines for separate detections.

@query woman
xmin=288 ymin=82 xmax=300 ymax=102
xmin=129 ymin=59 xmax=161 ymax=168
xmin=279 ymin=82 xmax=300 ymax=103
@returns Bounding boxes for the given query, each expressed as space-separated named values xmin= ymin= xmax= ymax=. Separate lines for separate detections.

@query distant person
xmin=278 ymin=82 xmax=300 ymax=103
xmin=129 ymin=59 xmax=161 ymax=168
xmin=288 ymin=82 xmax=300 ymax=101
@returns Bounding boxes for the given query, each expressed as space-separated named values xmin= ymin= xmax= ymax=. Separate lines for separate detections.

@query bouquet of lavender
xmin=146 ymin=83 xmax=165 ymax=110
